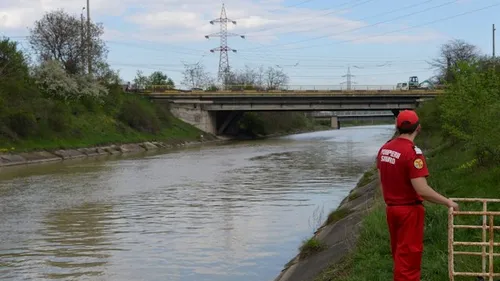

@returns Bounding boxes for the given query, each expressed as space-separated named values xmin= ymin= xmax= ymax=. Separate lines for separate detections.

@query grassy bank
xmin=315 ymin=61 xmax=500 ymax=280
xmin=0 ymin=84 xmax=207 ymax=153
xmin=238 ymin=112 xmax=329 ymax=137
xmin=0 ymin=38 xmax=211 ymax=153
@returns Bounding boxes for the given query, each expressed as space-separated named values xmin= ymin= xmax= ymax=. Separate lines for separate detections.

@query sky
xmin=1 ymin=0 xmax=499 ymax=90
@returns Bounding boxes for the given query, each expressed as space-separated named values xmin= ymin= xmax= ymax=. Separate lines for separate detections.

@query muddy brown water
xmin=0 ymin=125 xmax=394 ymax=281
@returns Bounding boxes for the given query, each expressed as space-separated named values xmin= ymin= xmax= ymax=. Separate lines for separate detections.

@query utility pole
xmin=205 ymin=3 xmax=245 ymax=89
xmin=81 ymin=7 xmax=86 ymax=75
xmin=86 ymin=0 xmax=92 ymax=77
xmin=493 ymin=24 xmax=496 ymax=58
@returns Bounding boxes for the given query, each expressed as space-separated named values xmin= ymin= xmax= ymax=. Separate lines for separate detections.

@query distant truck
xmin=396 ymin=76 xmax=435 ymax=90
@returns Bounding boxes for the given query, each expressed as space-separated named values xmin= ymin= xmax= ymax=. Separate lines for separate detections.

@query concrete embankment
xmin=0 ymin=139 xmax=226 ymax=167
xmin=274 ymin=165 xmax=381 ymax=281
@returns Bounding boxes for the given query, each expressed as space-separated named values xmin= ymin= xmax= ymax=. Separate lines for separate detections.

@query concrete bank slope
xmin=0 ymin=139 xmax=226 ymax=168
xmin=274 ymin=165 xmax=380 ymax=281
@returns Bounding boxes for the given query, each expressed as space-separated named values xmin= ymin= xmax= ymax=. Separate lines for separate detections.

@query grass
xmin=314 ymin=132 xmax=500 ymax=281
xmin=326 ymin=207 xmax=353 ymax=225
xmin=348 ymin=191 xmax=361 ymax=201
xmin=0 ymin=112 xmax=205 ymax=152
xmin=299 ymin=237 xmax=328 ymax=260
xmin=356 ymin=167 xmax=376 ymax=187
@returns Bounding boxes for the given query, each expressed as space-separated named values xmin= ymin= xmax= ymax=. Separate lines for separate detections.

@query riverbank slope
xmin=313 ymin=58 xmax=500 ymax=280
xmin=276 ymin=56 xmax=500 ymax=280
xmin=0 ymin=97 xmax=326 ymax=167
xmin=274 ymin=164 xmax=383 ymax=281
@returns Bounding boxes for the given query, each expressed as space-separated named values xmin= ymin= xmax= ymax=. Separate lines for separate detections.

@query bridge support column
xmin=330 ymin=116 xmax=339 ymax=129
xmin=169 ymin=104 xmax=216 ymax=135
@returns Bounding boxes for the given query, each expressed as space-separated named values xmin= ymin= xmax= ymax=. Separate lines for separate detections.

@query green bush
xmin=117 ymin=96 xmax=161 ymax=134
xmin=0 ymin=37 xmax=203 ymax=151
xmin=6 ymin=111 xmax=38 ymax=137
xmin=438 ymin=62 xmax=500 ymax=165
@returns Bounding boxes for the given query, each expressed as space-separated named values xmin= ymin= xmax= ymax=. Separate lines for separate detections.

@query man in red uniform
xmin=376 ymin=110 xmax=459 ymax=281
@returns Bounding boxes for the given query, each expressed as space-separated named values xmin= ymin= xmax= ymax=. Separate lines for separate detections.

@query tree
xmin=149 ymin=71 xmax=174 ymax=89
xmin=94 ymin=61 xmax=122 ymax=86
xmin=133 ymin=70 xmax=149 ymax=91
xmin=226 ymin=65 xmax=289 ymax=90
xmin=264 ymin=66 xmax=289 ymax=90
xmin=439 ymin=61 xmax=500 ymax=165
xmin=32 ymin=59 xmax=108 ymax=101
xmin=181 ymin=63 xmax=214 ymax=89
xmin=0 ymin=37 xmax=30 ymax=80
xmin=429 ymin=39 xmax=480 ymax=83
xmin=32 ymin=60 xmax=79 ymax=100
xmin=28 ymin=9 xmax=108 ymax=75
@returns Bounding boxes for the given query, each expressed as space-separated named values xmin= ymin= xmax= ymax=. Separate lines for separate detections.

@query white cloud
xmin=0 ymin=0 xmax=444 ymax=49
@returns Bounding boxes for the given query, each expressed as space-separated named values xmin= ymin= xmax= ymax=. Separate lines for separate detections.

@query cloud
xmin=0 ymin=0 xmax=443 ymax=49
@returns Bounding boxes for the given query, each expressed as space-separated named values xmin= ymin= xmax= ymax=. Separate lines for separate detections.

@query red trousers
xmin=386 ymin=204 xmax=425 ymax=281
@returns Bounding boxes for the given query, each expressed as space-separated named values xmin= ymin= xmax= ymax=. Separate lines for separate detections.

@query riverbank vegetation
xmin=0 ymin=9 xmax=318 ymax=153
xmin=315 ymin=39 xmax=500 ymax=281
xmin=238 ymin=112 xmax=328 ymax=137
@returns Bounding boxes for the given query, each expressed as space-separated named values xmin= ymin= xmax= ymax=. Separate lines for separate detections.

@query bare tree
xmin=429 ymin=39 xmax=480 ymax=83
xmin=29 ymin=9 xmax=108 ymax=75
xmin=264 ymin=66 xmax=289 ymax=90
xmin=181 ymin=63 xmax=214 ymax=89
xmin=225 ymin=65 xmax=289 ymax=90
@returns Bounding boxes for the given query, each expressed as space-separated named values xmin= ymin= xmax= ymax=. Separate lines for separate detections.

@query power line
xmin=245 ymin=0 xmax=375 ymax=35
xmin=242 ymin=0 xmax=458 ymax=51
xmin=205 ymin=3 xmax=245 ymax=85
xmin=267 ymin=0 xmax=318 ymax=13
xmin=247 ymin=0 xmax=434 ymax=37
xmin=257 ymin=2 xmax=500 ymax=51
xmin=7 ymin=33 xmax=438 ymax=64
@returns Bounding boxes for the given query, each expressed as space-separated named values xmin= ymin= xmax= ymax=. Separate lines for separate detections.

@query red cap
xmin=396 ymin=110 xmax=419 ymax=128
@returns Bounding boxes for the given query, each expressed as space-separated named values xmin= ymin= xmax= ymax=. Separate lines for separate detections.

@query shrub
xmin=439 ymin=61 xmax=500 ymax=165
xmin=33 ymin=60 xmax=79 ymax=101
xmin=117 ymin=96 xmax=161 ymax=133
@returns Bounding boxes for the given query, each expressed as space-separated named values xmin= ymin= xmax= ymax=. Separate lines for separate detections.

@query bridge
xmin=310 ymin=110 xmax=395 ymax=123
xmin=143 ymin=89 xmax=440 ymax=135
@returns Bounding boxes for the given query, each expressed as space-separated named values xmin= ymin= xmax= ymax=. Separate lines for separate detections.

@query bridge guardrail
xmin=124 ymin=84 xmax=445 ymax=93
xmin=448 ymin=198 xmax=500 ymax=281
xmin=134 ymin=85 xmax=444 ymax=95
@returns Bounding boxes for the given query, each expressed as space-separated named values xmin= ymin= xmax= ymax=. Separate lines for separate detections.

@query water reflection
xmin=0 ymin=125 xmax=394 ymax=281
xmin=38 ymin=203 xmax=115 ymax=279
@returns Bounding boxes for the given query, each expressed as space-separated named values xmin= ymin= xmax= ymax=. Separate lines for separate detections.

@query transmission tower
xmin=205 ymin=3 xmax=245 ymax=87
xmin=341 ymin=66 xmax=356 ymax=90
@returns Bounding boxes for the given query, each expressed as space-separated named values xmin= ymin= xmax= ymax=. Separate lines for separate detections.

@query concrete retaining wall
xmin=0 ymin=141 xmax=207 ymax=168
xmin=273 ymin=166 xmax=381 ymax=281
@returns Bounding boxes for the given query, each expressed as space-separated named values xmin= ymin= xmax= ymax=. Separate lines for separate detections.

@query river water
xmin=0 ymin=125 xmax=394 ymax=281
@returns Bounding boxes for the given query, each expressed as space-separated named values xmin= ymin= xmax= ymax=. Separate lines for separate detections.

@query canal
xmin=0 ymin=124 xmax=394 ymax=281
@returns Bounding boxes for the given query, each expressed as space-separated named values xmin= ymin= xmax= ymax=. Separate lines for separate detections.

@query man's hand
xmin=447 ymin=199 xmax=459 ymax=211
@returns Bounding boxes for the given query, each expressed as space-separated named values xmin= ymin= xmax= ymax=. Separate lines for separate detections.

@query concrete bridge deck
xmin=144 ymin=91 xmax=437 ymax=135
xmin=148 ymin=92 xmax=438 ymax=111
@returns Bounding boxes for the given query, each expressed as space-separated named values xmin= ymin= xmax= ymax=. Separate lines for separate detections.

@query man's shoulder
xmin=412 ymin=145 xmax=424 ymax=155
xmin=383 ymin=139 xmax=423 ymax=156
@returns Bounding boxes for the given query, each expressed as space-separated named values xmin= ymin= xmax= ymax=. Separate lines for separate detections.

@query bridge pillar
xmin=169 ymin=104 xmax=216 ymax=135
xmin=330 ymin=116 xmax=339 ymax=129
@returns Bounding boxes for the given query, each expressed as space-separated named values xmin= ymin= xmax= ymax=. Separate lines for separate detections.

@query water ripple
xmin=0 ymin=125 xmax=394 ymax=281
